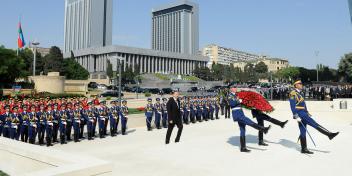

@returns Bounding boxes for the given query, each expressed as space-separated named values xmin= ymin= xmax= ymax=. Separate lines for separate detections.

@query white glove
xmin=238 ymin=99 xmax=243 ymax=103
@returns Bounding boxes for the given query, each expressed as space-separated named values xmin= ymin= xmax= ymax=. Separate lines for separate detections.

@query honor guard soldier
xmin=109 ymin=101 xmax=119 ymax=136
xmin=101 ymin=101 xmax=109 ymax=136
xmin=65 ymin=103 xmax=74 ymax=141
xmin=20 ymin=105 xmax=29 ymax=142
xmin=120 ymin=100 xmax=129 ymax=135
xmin=37 ymin=105 xmax=46 ymax=145
xmin=179 ymin=97 xmax=185 ymax=123
xmin=0 ymin=106 xmax=5 ymax=137
xmin=202 ymin=97 xmax=209 ymax=121
xmin=45 ymin=106 xmax=54 ymax=146
xmin=59 ymin=104 xmax=68 ymax=144
xmin=161 ymin=98 xmax=168 ymax=128
xmin=182 ymin=97 xmax=190 ymax=124
xmin=196 ymin=99 xmax=202 ymax=122
xmin=229 ymin=87 xmax=271 ymax=152
xmin=208 ymin=96 xmax=214 ymax=120
xmin=28 ymin=105 xmax=38 ymax=144
xmin=289 ymin=80 xmax=339 ymax=154
xmin=215 ymin=96 xmax=220 ymax=119
xmin=73 ymin=103 xmax=82 ymax=142
xmin=189 ymin=97 xmax=196 ymax=123
xmin=97 ymin=101 xmax=107 ymax=138
xmin=52 ymin=103 xmax=60 ymax=143
xmin=251 ymin=109 xmax=288 ymax=146
xmin=2 ymin=105 xmax=11 ymax=138
xmin=145 ymin=98 xmax=154 ymax=131
xmin=86 ymin=102 xmax=96 ymax=140
xmin=10 ymin=106 xmax=20 ymax=140
xmin=78 ymin=103 xmax=86 ymax=139
xmin=224 ymin=88 xmax=231 ymax=119
xmin=154 ymin=98 xmax=162 ymax=129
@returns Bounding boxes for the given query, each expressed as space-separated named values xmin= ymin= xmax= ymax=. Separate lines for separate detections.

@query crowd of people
xmin=0 ymin=97 xmax=129 ymax=146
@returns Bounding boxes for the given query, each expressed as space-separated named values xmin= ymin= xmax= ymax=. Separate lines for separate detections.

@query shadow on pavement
xmin=227 ymin=135 xmax=267 ymax=151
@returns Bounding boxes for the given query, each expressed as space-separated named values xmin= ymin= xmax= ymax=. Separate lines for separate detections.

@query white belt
xmin=231 ymin=107 xmax=242 ymax=110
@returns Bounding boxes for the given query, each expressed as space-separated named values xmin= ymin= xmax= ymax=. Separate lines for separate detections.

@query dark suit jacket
xmin=166 ymin=97 xmax=181 ymax=123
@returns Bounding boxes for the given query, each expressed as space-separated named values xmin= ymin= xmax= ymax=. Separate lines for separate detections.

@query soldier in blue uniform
xmin=196 ymin=99 xmax=202 ymax=122
xmin=97 ymin=101 xmax=107 ymax=138
xmin=52 ymin=103 xmax=60 ymax=143
xmin=145 ymin=98 xmax=154 ymax=131
xmin=120 ymin=100 xmax=129 ymax=135
xmin=208 ymin=96 xmax=214 ymax=120
xmin=161 ymin=98 xmax=168 ymax=128
xmin=59 ymin=104 xmax=68 ymax=144
xmin=45 ymin=106 xmax=54 ymax=146
xmin=73 ymin=103 xmax=82 ymax=142
xmin=202 ymin=97 xmax=209 ymax=121
xmin=78 ymin=103 xmax=86 ymax=139
xmin=86 ymin=102 xmax=96 ymax=140
xmin=10 ymin=106 xmax=20 ymax=140
xmin=2 ymin=105 xmax=11 ymax=138
xmin=28 ymin=105 xmax=38 ymax=144
xmin=37 ymin=105 xmax=46 ymax=145
xmin=251 ymin=109 xmax=288 ymax=146
xmin=189 ymin=97 xmax=196 ymax=123
xmin=215 ymin=96 xmax=220 ymax=119
xmin=65 ymin=103 xmax=74 ymax=141
xmin=229 ymin=87 xmax=271 ymax=152
xmin=101 ymin=101 xmax=109 ymax=136
xmin=109 ymin=101 xmax=119 ymax=136
xmin=289 ymin=80 xmax=339 ymax=154
xmin=20 ymin=105 xmax=29 ymax=142
xmin=183 ymin=97 xmax=191 ymax=124
xmin=154 ymin=98 xmax=162 ymax=129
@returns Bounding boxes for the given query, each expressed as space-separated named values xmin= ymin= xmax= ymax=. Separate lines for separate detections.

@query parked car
xmin=99 ymin=91 xmax=124 ymax=98
xmin=161 ymin=88 xmax=173 ymax=94
xmin=124 ymin=86 xmax=133 ymax=92
xmin=88 ymin=82 xmax=98 ymax=89
xmin=97 ymin=84 xmax=107 ymax=90
xmin=144 ymin=88 xmax=161 ymax=94
xmin=187 ymin=87 xmax=198 ymax=92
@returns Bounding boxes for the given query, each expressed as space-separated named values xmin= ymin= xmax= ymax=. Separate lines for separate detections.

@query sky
xmin=1 ymin=0 xmax=352 ymax=69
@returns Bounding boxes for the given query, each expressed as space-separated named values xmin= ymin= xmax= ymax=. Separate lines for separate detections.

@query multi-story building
xmin=64 ymin=0 xmax=113 ymax=53
xmin=151 ymin=0 xmax=199 ymax=55
xmin=348 ymin=0 xmax=352 ymax=24
xmin=63 ymin=45 xmax=208 ymax=75
xmin=232 ymin=57 xmax=289 ymax=73
xmin=202 ymin=44 xmax=260 ymax=67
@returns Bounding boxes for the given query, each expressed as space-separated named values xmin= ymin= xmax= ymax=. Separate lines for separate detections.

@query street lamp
xmin=315 ymin=51 xmax=319 ymax=82
xmin=31 ymin=41 xmax=40 ymax=76
xmin=109 ymin=54 xmax=124 ymax=106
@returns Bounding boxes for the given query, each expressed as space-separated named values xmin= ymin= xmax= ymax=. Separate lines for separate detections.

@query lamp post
xmin=315 ymin=51 xmax=319 ymax=82
xmin=31 ymin=41 xmax=40 ymax=76
xmin=109 ymin=54 xmax=123 ymax=106
xmin=270 ymin=71 xmax=273 ymax=100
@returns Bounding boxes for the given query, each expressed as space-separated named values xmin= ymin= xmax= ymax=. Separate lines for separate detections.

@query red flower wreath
xmin=236 ymin=91 xmax=274 ymax=113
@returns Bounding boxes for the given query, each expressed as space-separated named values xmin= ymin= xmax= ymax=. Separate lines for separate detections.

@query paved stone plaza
xmin=0 ymin=101 xmax=351 ymax=176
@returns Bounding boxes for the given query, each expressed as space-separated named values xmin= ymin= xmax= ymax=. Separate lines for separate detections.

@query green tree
xmin=211 ymin=62 xmax=224 ymax=81
xmin=276 ymin=67 xmax=300 ymax=81
xmin=0 ymin=47 xmax=28 ymax=84
xmin=338 ymin=53 xmax=352 ymax=82
xmin=255 ymin=61 xmax=268 ymax=73
xmin=106 ymin=59 xmax=113 ymax=79
xmin=62 ymin=58 xmax=89 ymax=80
xmin=43 ymin=46 xmax=64 ymax=74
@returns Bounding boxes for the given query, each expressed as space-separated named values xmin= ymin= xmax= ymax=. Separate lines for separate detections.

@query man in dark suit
xmin=165 ymin=90 xmax=183 ymax=144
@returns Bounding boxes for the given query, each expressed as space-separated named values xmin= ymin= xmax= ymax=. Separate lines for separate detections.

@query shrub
xmin=144 ymin=92 xmax=151 ymax=97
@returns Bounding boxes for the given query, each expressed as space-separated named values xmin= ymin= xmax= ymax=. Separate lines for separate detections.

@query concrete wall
xmin=29 ymin=73 xmax=65 ymax=94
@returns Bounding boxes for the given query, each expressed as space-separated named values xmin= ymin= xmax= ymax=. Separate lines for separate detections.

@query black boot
xmin=250 ymin=123 xmax=271 ymax=134
xmin=46 ymin=137 xmax=50 ymax=147
xmin=300 ymin=136 xmax=313 ymax=154
xmin=240 ymin=136 xmax=251 ymax=152
xmin=60 ymin=135 xmax=64 ymax=144
xmin=316 ymin=125 xmax=339 ymax=140
xmin=258 ymin=131 xmax=268 ymax=146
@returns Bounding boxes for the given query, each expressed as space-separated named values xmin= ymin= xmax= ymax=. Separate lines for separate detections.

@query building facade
xmin=349 ymin=0 xmax=352 ymax=24
xmin=152 ymin=0 xmax=199 ymax=55
xmin=232 ymin=57 xmax=289 ymax=73
xmin=63 ymin=45 xmax=208 ymax=75
xmin=202 ymin=44 xmax=260 ymax=67
xmin=64 ymin=0 xmax=113 ymax=53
